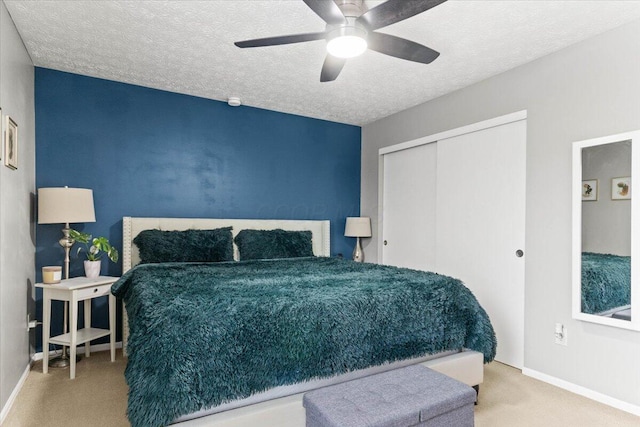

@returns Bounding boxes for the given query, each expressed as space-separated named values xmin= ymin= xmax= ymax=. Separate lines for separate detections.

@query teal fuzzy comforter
xmin=112 ymin=257 xmax=496 ymax=427
xmin=582 ymin=252 xmax=631 ymax=314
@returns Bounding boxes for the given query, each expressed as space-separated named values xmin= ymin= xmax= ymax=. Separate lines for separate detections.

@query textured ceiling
xmin=6 ymin=0 xmax=640 ymax=126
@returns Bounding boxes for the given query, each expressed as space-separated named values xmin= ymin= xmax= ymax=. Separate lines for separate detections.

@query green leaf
xmin=69 ymin=229 xmax=91 ymax=244
xmin=69 ymin=229 xmax=118 ymax=264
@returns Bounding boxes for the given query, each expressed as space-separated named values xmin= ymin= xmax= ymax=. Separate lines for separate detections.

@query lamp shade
xmin=344 ymin=217 xmax=372 ymax=238
xmin=38 ymin=187 xmax=96 ymax=224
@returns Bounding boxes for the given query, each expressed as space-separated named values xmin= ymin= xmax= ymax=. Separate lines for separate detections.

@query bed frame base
xmin=174 ymin=350 xmax=484 ymax=426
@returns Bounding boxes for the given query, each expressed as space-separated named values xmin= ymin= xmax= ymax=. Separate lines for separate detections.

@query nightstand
xmin=36 ymin=276 xmax=118 ymax=379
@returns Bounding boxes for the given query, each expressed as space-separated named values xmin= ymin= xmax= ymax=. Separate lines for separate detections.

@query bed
xmin=581 ymin=252 xmax=631 ymax=316
xmin=115 ymin=217 xmax=496 ymax=427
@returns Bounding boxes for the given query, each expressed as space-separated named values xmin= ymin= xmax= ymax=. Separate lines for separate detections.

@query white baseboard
xmin=522 ymin=367 xmax=640 ymax=417
xmin=32 ymin=341 xmax=123 ymax=362
xmin=0 ymin=363 xmax=31 ymax=425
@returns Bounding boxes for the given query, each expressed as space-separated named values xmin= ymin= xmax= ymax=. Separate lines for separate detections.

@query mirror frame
xmin=572 ymin=130 xmax=639 ymax=330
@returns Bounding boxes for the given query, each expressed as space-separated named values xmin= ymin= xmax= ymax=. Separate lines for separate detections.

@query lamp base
xmin=49 ymin=353 xmax=81 ymax=368
xmin=352 ymin=237 xmax=364 ymax=262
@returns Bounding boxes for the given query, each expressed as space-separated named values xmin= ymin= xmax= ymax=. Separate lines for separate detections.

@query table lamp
xmin=38 ymin=187 xmax=96 ymax=279
xmin=38 ymin=187 xmax=96 ymax=368
xmin=344 ymin=217 xmax=371 ymax=262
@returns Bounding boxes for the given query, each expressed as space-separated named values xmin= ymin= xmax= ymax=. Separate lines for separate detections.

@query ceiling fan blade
xmin=303 ymin=0 xmax=346 ymax=25
xmin=235 ymin=32 xmax=326 ymax=48
xmin=357 ymin=0 xmax=447 ymax=31
xmin=320 ymin=54 xmax=346 ymax=82
xmin=367 ymin=32 xmax=439 ymax=64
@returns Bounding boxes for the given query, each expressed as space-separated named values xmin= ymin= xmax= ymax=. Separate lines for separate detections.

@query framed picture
xmin=611 ymin=176 xmax=631 ymax=200
xmin=582 ymin=179 xmax=598 ymax=201
xmin=4 ymin=116 xmax=17 ymax=170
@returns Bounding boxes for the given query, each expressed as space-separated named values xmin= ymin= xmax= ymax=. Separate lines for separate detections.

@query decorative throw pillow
xmin=133 ymin=227 xmax=233 ymax=264
xmin=234 ymin=229 xmax=313 ymax=260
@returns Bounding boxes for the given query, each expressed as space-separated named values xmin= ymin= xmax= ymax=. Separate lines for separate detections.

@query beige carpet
xmin=474 ymin=362 xmax=639 ymax=426
xmin=3 ymin=351 xmax=639 ymax=426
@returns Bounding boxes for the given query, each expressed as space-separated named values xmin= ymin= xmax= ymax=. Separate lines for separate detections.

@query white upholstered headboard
xmin=123 ymin=216 xmax=331 ymax=272
xmin=121 ymin=217 xmax=331 ymax=354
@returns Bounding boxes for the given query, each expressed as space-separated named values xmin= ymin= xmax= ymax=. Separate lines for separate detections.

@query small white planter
xmin=84 ymin=260 xmax=101 ymax=278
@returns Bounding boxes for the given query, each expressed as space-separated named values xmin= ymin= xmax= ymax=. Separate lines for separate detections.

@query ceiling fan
xmin=234 ymin=0 xmax=447 ymax=82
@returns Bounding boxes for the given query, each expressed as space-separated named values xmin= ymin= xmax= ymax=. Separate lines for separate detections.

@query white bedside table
xmin=36 ymin=276 xmax=118 ymax=379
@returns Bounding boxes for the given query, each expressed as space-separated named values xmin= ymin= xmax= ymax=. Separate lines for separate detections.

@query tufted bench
xmin=303 ymin=365 xmax=476 ymax=427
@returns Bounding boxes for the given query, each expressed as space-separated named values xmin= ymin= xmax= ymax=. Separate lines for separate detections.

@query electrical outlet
xmin=554 ymin=323 xmax=567 ymax=346
xmin=27 ymin=314 xmax=39 ymax=331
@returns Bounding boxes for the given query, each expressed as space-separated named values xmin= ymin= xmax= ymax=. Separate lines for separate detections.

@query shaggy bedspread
xmin=582 ymin=252 xmax=631 ymax=314
xmin=112 ymin=257 xmax=496 ymax=427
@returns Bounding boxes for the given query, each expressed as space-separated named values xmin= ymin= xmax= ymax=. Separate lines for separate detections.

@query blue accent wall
xmin=35 ymin=68 xmax=361 ymax=351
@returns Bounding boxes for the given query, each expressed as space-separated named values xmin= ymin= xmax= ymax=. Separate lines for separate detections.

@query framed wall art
xmin=4 ymin=115 xmax=17 ymax=170
xmin=611 ymin=176 xmax=631 ymax=200
xmin=582 ymin=179 xmax=598 ymax=201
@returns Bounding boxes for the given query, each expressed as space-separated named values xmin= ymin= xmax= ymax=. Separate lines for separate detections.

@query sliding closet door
xmin=435 ymin=120 xmax=526 ymax=368
xmin=382 ymin=143 xmax=437 ymax=271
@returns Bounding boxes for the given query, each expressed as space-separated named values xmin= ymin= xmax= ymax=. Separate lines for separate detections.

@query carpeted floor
xmin=3 ymin=350 xmax=639 ymax=426
xmin=3 ymin=350 xmax=128 ymax=427
xmin=474 ymin=361 xmax=640 ymax=426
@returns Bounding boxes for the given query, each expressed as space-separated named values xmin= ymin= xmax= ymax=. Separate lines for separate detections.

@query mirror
xmin=573 ymin=131 xmax=639 ymax=330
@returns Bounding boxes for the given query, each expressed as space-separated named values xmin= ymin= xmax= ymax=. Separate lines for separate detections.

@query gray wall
xmin=362 ymin=20 xmax=640 ymax=406
xmin=0 ymin=0 xmax=35 ymax=415
xmin=581 ymin=141 xmax=631 ymax=256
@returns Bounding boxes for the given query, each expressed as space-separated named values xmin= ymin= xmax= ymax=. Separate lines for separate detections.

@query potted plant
xmin=69 ymin=229 xmax=119 ymax=278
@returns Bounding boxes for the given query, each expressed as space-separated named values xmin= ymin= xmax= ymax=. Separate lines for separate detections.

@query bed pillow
xmin=234 ymin=229 xmax=313 ymax=260
xmin=133 ymin=227 xmax=233 ymax=264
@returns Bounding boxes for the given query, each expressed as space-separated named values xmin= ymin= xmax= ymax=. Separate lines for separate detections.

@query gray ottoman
xmin=303 ymin=365 xmax=476 ymax=427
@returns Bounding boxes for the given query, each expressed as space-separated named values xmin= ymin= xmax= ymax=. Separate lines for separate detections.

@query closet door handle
xmin=383 ymin=240 xmax=388 ymax=246
xmin=515 ymin=249 xmax=524 ymax=258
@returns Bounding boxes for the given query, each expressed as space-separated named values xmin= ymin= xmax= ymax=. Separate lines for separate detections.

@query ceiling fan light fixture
xmin=327 ymin=35 xmax=367 ymax=58
xmin=326 ymin=25 xmax=367 ymax=58
xmin=233 ymin=0 xmax=446 ymax=82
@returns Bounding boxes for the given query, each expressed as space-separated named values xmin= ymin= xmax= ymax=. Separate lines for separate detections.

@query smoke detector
xmin=227 ymin=97 xmax=242 ymax=107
